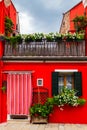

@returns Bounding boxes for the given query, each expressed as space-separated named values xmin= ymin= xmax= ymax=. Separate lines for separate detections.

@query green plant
xmin=30 ymin=87 xmax=86 ymax=119
xmin=73 ymin=15 xmax=87 ymax=32
xmin=62 ymin=32 xmax=84 ymax=41
xmin=1 ymin=86 xmax=7 ymax=93
xmin=24 ymin=32 xmax=84 ymax=43
xmin=5 ymin=16 xmax=14 ymax=36
xmin=25 ymin=34 xmax=35 ymax=42
xmin=16 ymin=35 xmax=23 ymax=43
xmin=46 ymin=87 xmax=86 ymax=110
xmin=77 ymin=98 xmax=86 ymax=106
xmin=5 ymin=35 xmax=23 ymax=48
xmin=30 ymin=103 xmax=53 ymax=118
xmin=25 ymin=33 xmax=44 ymax=42
xmin=54 ymin=33 xmax=63 ymax=41
xmin=34 ymin=33 xmax=44 ymax=42
xmin=45 ymin=32 xmax=54 ymax=42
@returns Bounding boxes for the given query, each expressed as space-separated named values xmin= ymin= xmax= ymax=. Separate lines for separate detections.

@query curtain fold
xmin=7 ymin=73 xmax=32 ymax=115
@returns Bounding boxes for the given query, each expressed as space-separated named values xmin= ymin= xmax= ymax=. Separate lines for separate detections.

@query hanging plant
xmin=1 ymin=86 xmax=7 ymax=93
xmin=73 ymin=15 xmax=87 ymax=33
xmin=5 ymin=16 xmax=14 ymax=36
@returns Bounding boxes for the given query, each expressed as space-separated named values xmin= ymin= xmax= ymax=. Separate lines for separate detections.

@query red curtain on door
xmin=7 ymin=73 xmax=32 ymax=115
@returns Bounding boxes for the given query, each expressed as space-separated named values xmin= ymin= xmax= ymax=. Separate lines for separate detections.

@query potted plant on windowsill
xmin=47 ymin=87 xmax=86 ymax=111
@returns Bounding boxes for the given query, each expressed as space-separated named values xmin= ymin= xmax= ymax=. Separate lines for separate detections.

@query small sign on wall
xmin=37 ymin=78 xmax=43 ymax=86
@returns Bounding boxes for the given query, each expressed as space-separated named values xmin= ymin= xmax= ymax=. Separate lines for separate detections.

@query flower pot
xmin=31 ymin=116 xmax=48 ymax=124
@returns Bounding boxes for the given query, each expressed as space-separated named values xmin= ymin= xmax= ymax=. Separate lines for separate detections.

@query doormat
xmin=10 ymin=115 xmax=28 ymax=119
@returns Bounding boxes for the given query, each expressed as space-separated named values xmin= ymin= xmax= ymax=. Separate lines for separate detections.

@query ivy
xmin=5 ymin=16 xmax=14 ymax=36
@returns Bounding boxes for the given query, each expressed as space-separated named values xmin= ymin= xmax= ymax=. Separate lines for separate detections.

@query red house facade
xmin=60 ymin=1 xmax=87 ymax=34
xmin=0 ymin=1 xmax=87 ymax=124
xmin=0 ymin=0 xmax=19 ymax=35
xmin=0 ymin=0 xmax=19 ymax=123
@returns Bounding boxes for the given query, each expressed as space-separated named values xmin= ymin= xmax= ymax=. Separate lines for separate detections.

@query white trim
xmin=55 ymin=69 xmax=78 ymax=72
xmin=37 ymin=78 xmax=43 ymax=86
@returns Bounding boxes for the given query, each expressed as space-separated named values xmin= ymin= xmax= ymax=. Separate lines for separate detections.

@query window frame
xmin=37 ymin=78 xmax=43 ymax=87
xmin=52 ymin=69 xmax=82 ymax=96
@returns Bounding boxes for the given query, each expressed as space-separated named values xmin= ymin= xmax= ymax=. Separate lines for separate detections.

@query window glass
xmin=58 ymin=73 xmax=73 ymax=93
xmin=66 ymin=75 xmax=72 ymax=89
xmin=58 ymin=76 xmax=64 ymax=93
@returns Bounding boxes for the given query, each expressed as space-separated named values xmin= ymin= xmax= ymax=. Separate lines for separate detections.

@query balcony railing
xmin=4 ymin=40 xmax=85 ymax=57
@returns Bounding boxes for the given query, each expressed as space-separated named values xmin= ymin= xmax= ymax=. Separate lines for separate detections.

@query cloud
xmin=19 ymin=12 xmax=35 ymax=34
xmin=40 ymin=0 xmax=62 ymax=10
xmin=12 ymin=0 xmax=81 ymax=34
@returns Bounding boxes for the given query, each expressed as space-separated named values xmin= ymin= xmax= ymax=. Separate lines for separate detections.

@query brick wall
xmin=59 ymin=11 xmax=70 ymax=34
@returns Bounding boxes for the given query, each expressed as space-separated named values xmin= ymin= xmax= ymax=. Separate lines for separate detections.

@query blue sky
xmin=12 ymin=0 xmax=81 ymax=34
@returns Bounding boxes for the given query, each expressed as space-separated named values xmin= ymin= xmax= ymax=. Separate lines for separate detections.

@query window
xmin=52 ymin=71 xmax=82 ymax=96
xmin=58 ymin=73 xmax=74 ymax=93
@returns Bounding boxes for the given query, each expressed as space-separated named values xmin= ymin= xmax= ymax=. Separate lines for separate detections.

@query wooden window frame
xmin=58 ymin=73 xmax=74 ymax=88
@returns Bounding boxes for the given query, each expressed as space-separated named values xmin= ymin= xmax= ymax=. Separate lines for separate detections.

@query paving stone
xmin=0 ymin=122 xmax=87 ymax=130
xmin=58 ymin=124 xmax=65 ymax=130
xmin=38 ymin=124 xmax=46 ymax=130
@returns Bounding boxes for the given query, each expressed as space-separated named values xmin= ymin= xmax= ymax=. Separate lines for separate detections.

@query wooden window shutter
xmin=74 ymin=72 xmax=82 ymax=96
xmin=52 ymin=72 xmax=59 ymax=96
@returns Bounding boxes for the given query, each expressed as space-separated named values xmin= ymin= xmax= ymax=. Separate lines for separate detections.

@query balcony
xmin=3 ymin=40 xmax=86 ymax=61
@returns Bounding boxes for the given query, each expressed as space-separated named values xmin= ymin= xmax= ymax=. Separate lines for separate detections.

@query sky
xmin=12 ymin=0 xmax=81 ymax=34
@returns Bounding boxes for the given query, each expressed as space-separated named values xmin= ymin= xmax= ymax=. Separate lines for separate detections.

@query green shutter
xmin=52 ymin=72 xmax=59 ymax=96
xmin=74 ymin=72 xmax=82 ymax=96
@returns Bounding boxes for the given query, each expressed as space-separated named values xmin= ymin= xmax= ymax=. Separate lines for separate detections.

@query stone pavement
xmin=0 ymin=120 xmax=87 ymax=130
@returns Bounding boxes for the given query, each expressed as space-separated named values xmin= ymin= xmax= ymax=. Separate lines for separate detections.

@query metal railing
xmin=4 ymin=40 xmax=85 ymax=57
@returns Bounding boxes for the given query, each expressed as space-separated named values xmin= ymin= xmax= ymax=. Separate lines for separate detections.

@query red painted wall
xmin=0 ymin=1 xmax=5 ymax=34
xmin=1 ymin=62 xmax=87 ymax=123
xmin=0 ymin=1 xmax=17 ymax=123
xmin=0 ymin=1 xmax=17 ymax=34
xmin=9 ymin=2 xmax=17 ymax=31
xmin=70 ymin=2 xmax=85 ymax=31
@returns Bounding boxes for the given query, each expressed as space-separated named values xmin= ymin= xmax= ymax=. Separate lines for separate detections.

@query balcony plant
xmin=5 ymin=16 xmax=14 ymax=36
xmin=5 ymin=35 xmax=23 ymax=45
xmin=73 ymin=15 xmax=87 ymax=33
xmin=25 ymin=33 xmax=44 ymax=42
xmin=54 ymin=33 xmax=63 ymax=42
xmin=24 ymin=32 xmax=84 ymax=43
xmin=62 ymin=32 xmax=84 ymax=42
xmin=45 ymin=33 xmax=54 ymax=42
